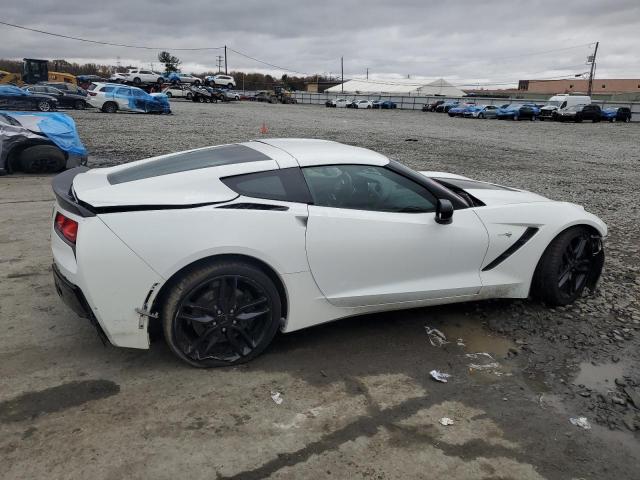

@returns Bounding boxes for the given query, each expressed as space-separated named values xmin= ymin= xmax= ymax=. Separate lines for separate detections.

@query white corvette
xmin=51 ymin=139 xmax=606 ymax=367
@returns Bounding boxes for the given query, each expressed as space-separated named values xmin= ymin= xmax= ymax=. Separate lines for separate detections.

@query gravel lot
xmin=1 ymin=100 xmax=639 ymax=479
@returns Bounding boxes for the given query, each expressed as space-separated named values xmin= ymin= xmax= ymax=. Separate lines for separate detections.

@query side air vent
xmin=482 ymin=227 xmax=539 ymax=271
xmin=217 ymin=203 xmax=289 ymax=211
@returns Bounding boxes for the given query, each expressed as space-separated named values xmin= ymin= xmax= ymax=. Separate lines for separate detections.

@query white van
xmin=539 ymin=94 xmax=591 ymax=120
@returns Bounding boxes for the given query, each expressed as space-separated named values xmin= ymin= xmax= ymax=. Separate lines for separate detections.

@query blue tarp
xmin=0 ymin=85 xmax=29 ymax=96
xmin=1 ymin=111 xmax=87 ymax=156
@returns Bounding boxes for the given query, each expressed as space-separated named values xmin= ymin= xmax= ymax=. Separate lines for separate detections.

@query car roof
xmin=254 ymin=139 xmax=389 ymax=167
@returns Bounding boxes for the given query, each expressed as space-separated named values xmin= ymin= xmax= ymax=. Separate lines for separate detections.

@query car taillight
xmin=88 ymin=91 xmax=97 ymax=96
xmin=54 ymin=212 xmax=78 ymax=244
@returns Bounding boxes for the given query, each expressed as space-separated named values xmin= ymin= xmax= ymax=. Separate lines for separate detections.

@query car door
xmin=44 ymin=87 xmax=67 ymax=106
xmin=114 ymin=87 xmax=133 ymax=111
xmin=303 ymin=164 xmax=489 ymax=307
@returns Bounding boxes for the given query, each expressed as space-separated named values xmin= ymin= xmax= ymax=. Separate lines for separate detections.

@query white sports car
xmin=51 ymin=139 xmax=606 ymax=367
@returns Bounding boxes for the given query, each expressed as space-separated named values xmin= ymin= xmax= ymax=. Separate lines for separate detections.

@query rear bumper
xmin=52 ymin=263 xmax=109 ymax=344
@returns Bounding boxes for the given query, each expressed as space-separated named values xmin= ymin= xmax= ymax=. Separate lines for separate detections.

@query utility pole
xmin=341 ymin=56 xmax=344 ymax=93
xmin=224 ymin=45 xmax=228 ymax=75
xmin=587 ymin=41 xmax=599 ymax=96
xmin=366 ymin=68 xmax=369 ymax=80
xmin=216 ymin=55 xmax=223 ymax=73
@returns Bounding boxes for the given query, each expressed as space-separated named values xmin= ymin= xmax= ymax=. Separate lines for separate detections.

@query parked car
xmin=463 ymin=105 xmax=499 ymax=119
xmin=0 ymin=85 xmax=58 ymax=112
xmin=162 ymin=85 xmax=193 ymax=100
xmin=40 ymin=82 xmax=88 ymax=97
xmin=353 ymin=99 xmax=373 ymax=109
xmin=325 ymin=98 xmax=350 ymax=108
xmin=251 ymin=91 xmax=276 ymax=103
xmin=188 ymin=85 xmax=216 ymax=103
xmin=165 ymin=72 xmax=201 ymax=85
xmin=496 ymin=104 xmax=540 ymax=120
xmin=436 ymin=101 xmax=459 ymax=113
xmin=556 ymin=104 xmax=601 ymax=123
xmin=600 ymin=107 xmax=632 ymax=123
xmin=373 ymin=100 xmax=397 ymax=109
xmin=423 ymin=100 xmax=445 ymax=112
xmin=109 ymin=72 xmax=129 ymax=83
xmin=50 ymin=139 xmax=606 ymax=367
xmin=219 ymin=89 xmax=240 ymax=101
xmin=86 ymin=83 xmax=171 ymax=114
xmin=0 ymin=111 xmax=87 ymax=174
xmin=539 ymin=94 xmax=591 ymax=121
xmin=448 ymin=103 xmax=475 ymax=117
xmin=205 ymin=75 xmax=236 ymax=88
xmin=23 ymin=85 xmax=88 ymax=110
xmin=122 ymin=69 xmax=166 ymax=85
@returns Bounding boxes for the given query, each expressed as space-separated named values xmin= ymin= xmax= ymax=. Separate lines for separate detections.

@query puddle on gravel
xmin=573 ymin=361 xmax=627 ymax=393
xmin=439 ymin=317 xmax=515 ymax=358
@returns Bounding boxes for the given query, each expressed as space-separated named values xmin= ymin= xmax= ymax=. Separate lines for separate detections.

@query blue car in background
xmin=448 ymin=103 xmax=476 ymax=117
xmin=600 ymin=107 xmax=632 ymax=123
xmin=435 ymin=101 xmax=459 ymax=113
xmin=496 ymin=103 xmax=541 ymax=120
xmin=87 ymin=83 xmax=171 ymax=114
xmin=372 ymin=100 xmax=397 ymax=109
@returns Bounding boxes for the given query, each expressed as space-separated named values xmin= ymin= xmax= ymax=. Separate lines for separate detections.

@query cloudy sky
xmin=1 ymin=0 xmax=639 ymax=87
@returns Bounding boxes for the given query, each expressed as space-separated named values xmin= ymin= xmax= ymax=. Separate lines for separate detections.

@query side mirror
xmin=435 ymin=199 xmax=454 ymax=225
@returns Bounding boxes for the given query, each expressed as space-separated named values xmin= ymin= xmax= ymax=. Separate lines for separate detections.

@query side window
xmin=102 ymin=86 xmax=115 ymax=93
xmin=561 ymin=101 xmax=567 ymax=108
xmin=302 ymin=165 xmax=436 ymax=213
xmin=115 ymin=87 xmax=131 ymax=96
xmin=132 ymin=89 xmax=145 ymax=97
xmin=221 ymin=168 xmax=312 ymax=203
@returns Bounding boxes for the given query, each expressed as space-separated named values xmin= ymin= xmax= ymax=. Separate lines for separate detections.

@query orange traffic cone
xmin=260 ymin=122 xmax=269 ymax=134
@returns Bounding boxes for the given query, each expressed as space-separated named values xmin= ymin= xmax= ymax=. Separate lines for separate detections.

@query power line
xmin=227 ymin=47 xmax=310 ymax=76
xmin=0 ymin=20 xmax=224 ymax=50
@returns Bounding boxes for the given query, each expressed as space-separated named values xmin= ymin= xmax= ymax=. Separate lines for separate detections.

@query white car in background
xmin=163 ymin=85 xmax=194 ymax=100
xmin=122 ymin=69 xmax=166 ymax=85
xmin=206 ymin=74 xmax=236 ymax=88
xmin=354 ymin=99 xmax=373 ymax=109
xmin=171 ymin=73 xmax=202 ymax=85
xmin=86 ymin=83 xmax=170 ymax=113
xmin=51 ymin=139 xmax=606 ymax=368
xmin=330 ymin=98 xmax=349 ymax=108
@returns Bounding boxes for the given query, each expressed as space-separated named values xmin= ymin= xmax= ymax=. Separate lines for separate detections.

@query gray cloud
xmin=1 ymin=0 xmax=638 ymax=86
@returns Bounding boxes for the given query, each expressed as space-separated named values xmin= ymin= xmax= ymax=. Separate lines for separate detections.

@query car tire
xmin=532 ymin=226 xmax=598 ymax=306
xmin=624 ymin=116 xmax=631 ymax=123
xmin=161 ymin=261 xmax=282 ymax=368
xmin=74 ymin=99 xmax=86 ymax=110
xmin=198 ymin=96 xmax=205 ymax=103
xmin=194 ymin=80 xmax=201 ymax=86
xmin=133 ymin=77 xmax=142 ymax=85
xmin=478 ymin=113 xmax=484 ymax=119
xmin=165 ymin=91 xmax=172 ymax=98
xmin=102 ymin=102 xmax=118 ymax=113
xmin=19 ymin=145 xmax=66 ymax=174
xmin=157 ymin=78 xmax=164 ymax=84
xmin=37 ymin=100 xmax=52 ymax=112
xmin=227 ymin=83 xmax=233 ymax=89
xmin=186 ymin=92 xmax=193 ymax=100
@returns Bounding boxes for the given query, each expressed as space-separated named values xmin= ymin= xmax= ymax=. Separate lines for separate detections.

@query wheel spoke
xmin=226 ymin=330 xmax=247 ymax=356
xmin=184 ymin=303 xmax=216 ymax=315
xmin=574 ymin=259 xmax=591 ymax=273
xmin=233 ymin=325 xmax=256 ymax=349
xmin=558 ymin=268 xmax=572 ymax=288
xmin=574 ymin=237 xmax=588 ymax=258
xmin=237 ymin=308 xmax=270 ymax=323
xmin=189 ymin=327 xmax=218 ymax=357
xmin=179 ymin=311 xmax=214 ymax=324
xmin=237 ymin=297 xmax=267 ymax=313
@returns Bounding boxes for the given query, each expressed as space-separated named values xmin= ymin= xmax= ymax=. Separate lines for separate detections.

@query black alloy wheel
xmin=162 ymin=262 xmax=281 ymax=367
xmin=557 ymin=232 xmax=592 ymax=298
xmin=532 ymin=226 xmax=599 ymax=306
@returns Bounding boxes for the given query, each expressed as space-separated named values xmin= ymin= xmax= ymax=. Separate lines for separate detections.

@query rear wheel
xmin=133 ymin=77 xmax=142 ymax=85
xmin=532 ymin=227 xmax=598 ymax=306
xmin=198 ymin=96 xmax=205 ymax=103
xmin=478 ymin=113 xmax=485 ymax=119
xmin=186 ymin=92 xmax=193 ymax=100
xmin=165 ymin=91 xmax=172 ymax=98
xmin=74 ymin=99 xmax=86 ymax=110
xmin=161 ymin=261 xmax=282 ymax=368
xmin=19 ymin=145 xmax=66 ymax=173
xmin=102 ymin=101 xmax=117 ymax=113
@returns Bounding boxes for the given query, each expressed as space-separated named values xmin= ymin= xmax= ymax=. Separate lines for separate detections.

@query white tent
xmin=325 ymin=78 xmax=465 ymax=96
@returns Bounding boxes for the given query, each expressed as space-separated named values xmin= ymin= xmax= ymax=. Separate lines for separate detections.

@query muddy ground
xmin=1 ymin=101 xmax=639 ymax=479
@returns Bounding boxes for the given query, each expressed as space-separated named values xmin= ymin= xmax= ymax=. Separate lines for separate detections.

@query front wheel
xmin=478 ymin=113 xmax=484 ymax=119
xmin=37 ymin=100 xmax=52 ymax=112
xmin=133 ymin=77 xmax=142 ymax=85
xmin=186 ymin=92 xmax=193 ymax=100
xmin=161 ymin=261 xmax=282 ymax=368
xmin=532 ymin=227 xmax=600 ymax=306
xmin=74 ymin=100 xmax=86 ymax=110
xmin=102 ymin=102 xmax=117 ymax=113
xmin=20 ymin=145 xmax=66 ymax=173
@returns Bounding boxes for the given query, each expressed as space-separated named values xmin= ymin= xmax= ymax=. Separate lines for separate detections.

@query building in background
xmin=305 ymin=80 xmax=341 ymax=93
xmin=325 ymin=78 xmax=466 ymax=96
xmin=518 ymin=78 xmax=640 ymax=94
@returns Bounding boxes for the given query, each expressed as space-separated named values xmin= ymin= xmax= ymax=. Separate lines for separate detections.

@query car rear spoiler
xmin=52 ymin=166 xmax=96 ymax=217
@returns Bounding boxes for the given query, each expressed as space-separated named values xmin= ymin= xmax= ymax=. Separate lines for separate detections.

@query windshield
xmin=0 ymin=113 xmax=21 ymax=126
xmin=565 ymin=105 xmax=580 ymax=112
xmin=547 ymin=100 xmax=563 ymax=106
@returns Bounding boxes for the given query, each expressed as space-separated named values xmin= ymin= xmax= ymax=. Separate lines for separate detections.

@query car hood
xmin=420 ymin=171 xmax=552 ymax=206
